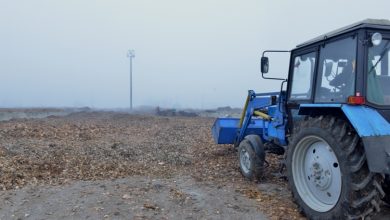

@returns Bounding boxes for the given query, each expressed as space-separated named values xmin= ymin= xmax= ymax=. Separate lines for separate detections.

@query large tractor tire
xmin=238 ymin=135 xmax=265 ymax=180
xmin=287 ymin=116 xmax=385 ymax=219
xmin=381 ymin=175 xmax=390 ymax=204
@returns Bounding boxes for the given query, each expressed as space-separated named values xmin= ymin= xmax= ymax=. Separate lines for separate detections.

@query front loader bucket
xmin=212 ymin=118 xmax=240 ymax=144
xmin=211 ymin=118 xmax=265 ymax=144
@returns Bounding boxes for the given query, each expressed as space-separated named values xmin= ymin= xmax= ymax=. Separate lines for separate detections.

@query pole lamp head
xmin=127 ymin=49 xmax=135 ymax=58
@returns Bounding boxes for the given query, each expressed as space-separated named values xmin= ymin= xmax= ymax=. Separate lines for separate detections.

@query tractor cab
xmin=282 ymin=19 xmax=390 ymax=119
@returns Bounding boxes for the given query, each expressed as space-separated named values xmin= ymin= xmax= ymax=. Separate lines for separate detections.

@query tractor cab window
xmin=367 ymin=38 xmax=390 ymax=105
xmin=315 ymin=37 xmax=357 ymax=103
xmin=289 ymin=52 xmax=316 ymax=100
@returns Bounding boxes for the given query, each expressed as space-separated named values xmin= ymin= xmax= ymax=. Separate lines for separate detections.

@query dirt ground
xmin=0 ymin=111 xmax=389 ymax=219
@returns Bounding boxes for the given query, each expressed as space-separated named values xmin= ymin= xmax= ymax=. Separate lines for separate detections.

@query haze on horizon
xmin=1 ymin=0 xmax=389 ymax=109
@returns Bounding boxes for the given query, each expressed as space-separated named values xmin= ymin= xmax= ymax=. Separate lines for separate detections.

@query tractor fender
xmin=299 ymin=104 xmax=390 ymax=174
xmin=340 ymin=105 xmax=390 ymax=136
xmin=341 ymin=105 xmax=390 ymax=174
xmin=243 ymin=135 xmax=265 ymax=160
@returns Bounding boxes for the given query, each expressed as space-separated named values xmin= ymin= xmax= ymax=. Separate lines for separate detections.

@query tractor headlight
xmin=371 ymin=32 xmax=382 ymax=46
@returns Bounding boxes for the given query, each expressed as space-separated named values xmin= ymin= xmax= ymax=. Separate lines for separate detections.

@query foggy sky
xmin=1 ymin=0 xmax=390 ymax=109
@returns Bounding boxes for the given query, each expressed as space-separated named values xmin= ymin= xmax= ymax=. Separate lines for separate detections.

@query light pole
xmin=127 ymin=49 xmax=135 ymax=110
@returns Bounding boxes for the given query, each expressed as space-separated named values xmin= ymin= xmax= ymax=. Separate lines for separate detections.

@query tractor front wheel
xmin=287 ymin=116 xmax=384 ymax=219
xmin=238 ymin=135 xmax=265 ymax=180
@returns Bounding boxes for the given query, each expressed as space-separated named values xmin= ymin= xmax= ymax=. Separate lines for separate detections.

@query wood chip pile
xmin=0 ymin=111 xmax=303 ymax=219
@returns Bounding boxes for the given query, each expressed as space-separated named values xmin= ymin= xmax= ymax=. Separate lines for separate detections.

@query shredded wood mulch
xmin=0 ymin=111 xmax=303 ymax=219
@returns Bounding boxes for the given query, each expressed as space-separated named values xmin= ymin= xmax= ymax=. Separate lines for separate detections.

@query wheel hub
xmin=240 ymin=149 xmax=251 ymax=173
xmin=310 ymin=161 xmax=331 ymax=190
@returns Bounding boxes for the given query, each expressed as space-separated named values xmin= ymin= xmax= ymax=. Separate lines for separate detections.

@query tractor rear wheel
xmin=287 ymin=116 xmax=384 ymax=219
xmin=238 ymin=135 xmax=265 ymax=180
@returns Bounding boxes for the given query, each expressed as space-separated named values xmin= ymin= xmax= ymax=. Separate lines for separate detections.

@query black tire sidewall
xmin=287 ymin=126 xmax=351 ymax=219
xmin=238 ymin=140 xmax=259 ymax=180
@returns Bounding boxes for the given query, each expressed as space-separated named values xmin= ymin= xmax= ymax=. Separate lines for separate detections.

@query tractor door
xmin=286 ymin=48 xmax=318 ymax=131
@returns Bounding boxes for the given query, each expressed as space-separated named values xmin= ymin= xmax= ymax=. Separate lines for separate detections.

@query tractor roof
xmin=296 ymin=19 xmax=390 ymax=48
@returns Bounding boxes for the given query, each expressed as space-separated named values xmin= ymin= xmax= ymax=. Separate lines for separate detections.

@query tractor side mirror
xmin=261 ymin=57 xmax=269 ymax=74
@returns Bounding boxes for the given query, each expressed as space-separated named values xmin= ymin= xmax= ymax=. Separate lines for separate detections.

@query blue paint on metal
xmin=270 ymin=92 xmax=288 ymax=145
xmin=268 ymin=106 xmax=276 ymax=116
xmin=236 ymin=90 xmax=275 ymax=145
xmin=247 ymin=98 xmax=271 ymax=111
xmin=211 ymin=90 xmax=288 ymax=146
xmin=211 ymin=118 xmax=266 ymax=144
xmin=211 ymin=118 xmax=239 ymax=144
xmin=341 ymin=105 xmax=390 ymax=137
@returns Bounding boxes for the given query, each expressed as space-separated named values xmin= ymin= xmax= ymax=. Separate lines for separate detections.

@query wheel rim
xmin=240 ymin=147 xmax=251 ymax=174
xmin=292 ymin=135 xmax=342 ymax=212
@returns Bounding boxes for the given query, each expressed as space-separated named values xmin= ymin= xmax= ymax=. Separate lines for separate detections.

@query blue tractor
xmin=212 ymin=19 xmax=390 ymax=219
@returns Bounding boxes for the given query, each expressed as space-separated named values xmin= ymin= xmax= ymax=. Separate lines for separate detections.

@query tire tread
xmin=287 ymin=116 xmax=384 ymax=220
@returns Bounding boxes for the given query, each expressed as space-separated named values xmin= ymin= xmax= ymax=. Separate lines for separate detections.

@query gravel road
xmin=0 ymin=176 xmax=267 ymax=220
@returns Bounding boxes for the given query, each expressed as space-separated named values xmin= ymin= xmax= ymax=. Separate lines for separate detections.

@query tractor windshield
xmin=367 ymin=38 xmax=390 ymax=105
